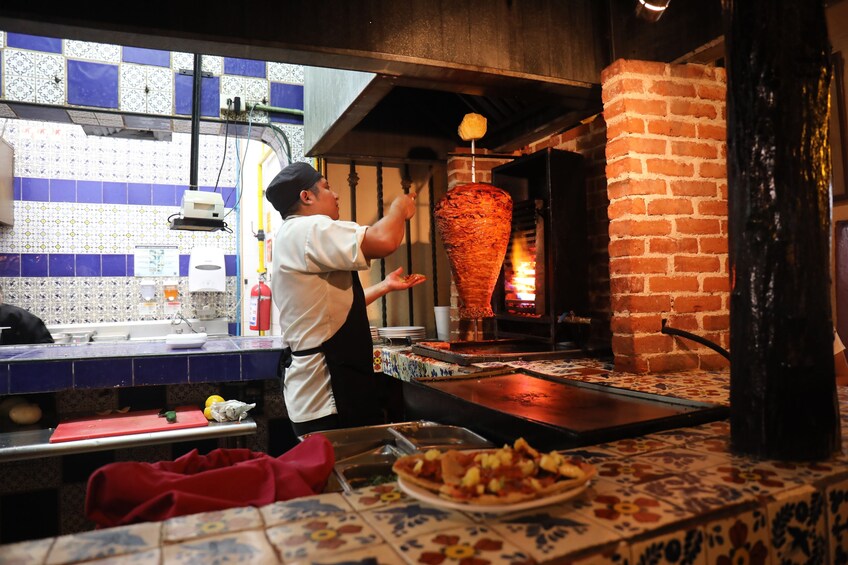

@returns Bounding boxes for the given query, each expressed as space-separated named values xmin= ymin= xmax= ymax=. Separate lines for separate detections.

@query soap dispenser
xmin=188 ymin=247 xmax=226 ymax=292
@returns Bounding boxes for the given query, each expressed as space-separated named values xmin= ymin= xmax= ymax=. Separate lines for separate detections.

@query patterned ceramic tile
xmin=628 ymin=448 xmax=731 ymax=474
xmin=286 ymin=543 xmax=405 ymax=565
xmin=46 ymin=521 xmax=161 ymax=564
xmin=361 ymin=501 xmax=474 ymax=540
xmin=594 ymin=438 xmax=675 ymax=458
xmin=163 ymin=506 xmax=263 ymax=543
xmin=629 ymin=526 xmax=707 ymax=565
xmin=395 ymin=525 xmax=533 ymax=565
xmin=0 ymin=537 xmax=55 ymax=565
xmin=489 ymin=507 xmax=622 ymax=562
xmin=571 ymin=485 xmax=691 ymax=537
xmin=64 ymin=40 xmax=121 ymax=63
xmin=259 ymin=493 xmax=353 ymax=528
xmin=77 ymin=548 xmax=161 ymax=564
xmin=343 ymin=482 xmax=410 ymax=512
xmin=593 ymin=456 xmax=677 ymax=488
xmin=682 ymin=436 xmax=732 ymax=456
xmin=693 ymin=460 xmax=806 ymax=499
xmin=267 ymin=62 xmax=304 ymax=84
xmin=560 ymin=445 xmax=624 ymax=467
xmin=161 ymin=529 xmax=276 ymax=564
xmin=266 ymin=512 xmax=382 ymax=562
xmin=766 ymin=485 xmax=828 ymax=564
xmin=704 ymin=507 xmax=770 ymax=565
xmin=825 ymin=476 xmax=848 ymax=564
xmin=641 ymin=427 xmax=715 ymax=446
xmin=637 ymin=473 xmax=754 ymax=516
xmin=563 ymin=541 xmax=632 ymax=564
xmin=754 ymin=457 xmax=848 ymax=486
xmin=688 ymin=419 xmax=731 ymax=438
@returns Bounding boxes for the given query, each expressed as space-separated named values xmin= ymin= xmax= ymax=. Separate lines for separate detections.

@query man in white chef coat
xmin=266 ymin=162 xmax=425 ymax=436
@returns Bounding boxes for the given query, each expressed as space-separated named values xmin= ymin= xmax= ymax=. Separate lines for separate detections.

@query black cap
xmin=265 ymin=162 xmax=323 ymax=215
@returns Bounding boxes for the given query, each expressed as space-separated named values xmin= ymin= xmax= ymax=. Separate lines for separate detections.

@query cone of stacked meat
xmin=435 ymin=114 xmax=513 ymax=320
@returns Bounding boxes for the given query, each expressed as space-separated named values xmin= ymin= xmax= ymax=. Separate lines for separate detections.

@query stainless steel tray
xmin=301 ymin=420 xmax=494 ymax=492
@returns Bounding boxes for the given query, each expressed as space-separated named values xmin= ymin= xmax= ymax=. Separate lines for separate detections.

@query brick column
xmin=601 ymin=59 xmax=729 ymax=373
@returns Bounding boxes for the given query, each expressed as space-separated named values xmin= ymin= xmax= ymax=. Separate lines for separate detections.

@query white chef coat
xmin=271 ymin=214 xmax=370 ymax=423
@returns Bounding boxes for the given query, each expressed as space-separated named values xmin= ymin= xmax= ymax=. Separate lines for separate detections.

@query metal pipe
xmin=189 ymin=53 xmax=202 ymax=190
xmin=376 ymin=162 xmax=386 ymax=327
xmin=661 ymin=319 xmax=729 ymax=360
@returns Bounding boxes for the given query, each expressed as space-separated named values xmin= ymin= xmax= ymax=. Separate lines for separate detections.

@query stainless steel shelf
xmin=0 ymin=418 xmax=257 ymax=462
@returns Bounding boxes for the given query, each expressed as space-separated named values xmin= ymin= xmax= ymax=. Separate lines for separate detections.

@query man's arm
xmin=360 ymin=192 xmax=417 ymax=260
xmin=364 ymin=267 xmax=426 ymax=306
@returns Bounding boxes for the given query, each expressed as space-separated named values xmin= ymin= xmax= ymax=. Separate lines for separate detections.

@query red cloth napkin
xmin=85 ymin=434 xmax=335 ymax=527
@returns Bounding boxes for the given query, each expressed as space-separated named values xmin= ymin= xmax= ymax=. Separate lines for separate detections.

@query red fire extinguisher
xmin=249 ymin=280 xmax=272 ymax=332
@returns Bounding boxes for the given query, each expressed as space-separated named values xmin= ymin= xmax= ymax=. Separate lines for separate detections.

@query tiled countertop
xmin=0 ymin=337 xmax=284 ymax=395
xmin=3 ymin=357 xmax=848 ymax=564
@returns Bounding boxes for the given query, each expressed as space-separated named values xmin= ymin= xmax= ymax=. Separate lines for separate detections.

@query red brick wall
xmin=601 ymin=59 xmax=729 ymax=373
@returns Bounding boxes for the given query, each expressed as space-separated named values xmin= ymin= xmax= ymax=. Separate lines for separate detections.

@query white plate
xmin=397 ymin=476 xmax=591 ymax=514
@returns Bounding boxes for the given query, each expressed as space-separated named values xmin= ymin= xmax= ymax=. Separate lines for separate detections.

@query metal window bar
xmin=347 ymin=161 xmax=358 ymax=223
xmin=401 ymin=168 xmax=414 ymax=324
xmin=376 ymin=162 xmax=387 ymax=327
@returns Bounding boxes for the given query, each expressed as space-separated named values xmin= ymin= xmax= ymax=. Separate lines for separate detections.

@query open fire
xmin=505 ymin=234 xmax=537 ymax=313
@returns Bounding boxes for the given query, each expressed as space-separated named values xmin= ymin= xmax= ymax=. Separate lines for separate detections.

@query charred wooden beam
xmin=724 ymin=0 xmax=840 ymax=460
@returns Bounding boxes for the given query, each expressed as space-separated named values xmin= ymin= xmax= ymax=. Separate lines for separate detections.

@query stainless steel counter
xmin=0 ymin=417 xmax=257 ymax=462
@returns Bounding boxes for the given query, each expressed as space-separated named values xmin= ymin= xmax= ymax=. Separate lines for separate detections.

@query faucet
xmin=170 ymin=310 xmax=198 ymax=333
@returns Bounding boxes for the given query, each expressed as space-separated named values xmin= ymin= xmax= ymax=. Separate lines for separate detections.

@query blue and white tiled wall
xmin=0 ymin=31 xmax=305 ymax=125
xmin=0 ymin=30 xmax=308 ymax=329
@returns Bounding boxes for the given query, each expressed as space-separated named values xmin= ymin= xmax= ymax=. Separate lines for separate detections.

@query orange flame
xmin=509 ymin=236 xmax=536 ymax=301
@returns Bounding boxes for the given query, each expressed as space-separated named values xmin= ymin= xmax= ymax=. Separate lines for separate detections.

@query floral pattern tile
xmin=265 ymin=513 xmax=382 ymax=562
xmin=825 ymin=476 xmax=848 ymax=565
xmin=594 ymin=438 xmax=675 ymax=458
xmin=630 ymin=448 xmax=731 ymax=474
xmin=286 ymin=543 xmax=406 ymax=565
xmin=361 ymin=501 xmax=474 ymax=540
xmin=259 ymin=493 xmax=353 ymax=528
xmin=161 ymin=530 xmax=277 ymax=565
xmin=395 ymin=525 xmax=534 ymax=565
xmin=46 ymin=521 xmax=161 ymax=565
xmin=628 ymin=526 xmax=707 ymax=565
xmin=593 ymin=457 xmax=677 ymax=488
xmin=641 ymin=427 xmax=715 ymax=447
xmin=692 ymin=460 xmax=806 ymax=499
xmin=571 ymin=485 xmax=691 ymax=537
xmin=489 ymin=507 xmax=622 ymax=562
xmin=704 ymin=507 xmax=770 ymax=565
xmin=766 ymin=485 xmax=828 ymax=564
xmin=0 ymin=537 xmax=55 ymax=565
xmin=560 ymin=446 xmax=623 ymax=466
xmin=163 ymin=506 xmax=263 ymax=543
xmin=343 ymin=482 xmax=410 ymax=512
xmin=637 ymin=473 xmax=754 ymax=516
xmin=78 ymin=548 xmax=161 ymax=564
xmin=564 ymin=541 xmax=632 ymax=564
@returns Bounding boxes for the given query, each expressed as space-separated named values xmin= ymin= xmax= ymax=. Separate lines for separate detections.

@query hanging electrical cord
xmin=224 ymin=112 xmax=253 ymax=221
xmin=215 ymin=113 xmax=231 ymax=201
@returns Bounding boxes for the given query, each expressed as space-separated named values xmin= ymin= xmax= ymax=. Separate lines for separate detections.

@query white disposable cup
xmin=434 ymin=306 xmax=451 ymax=341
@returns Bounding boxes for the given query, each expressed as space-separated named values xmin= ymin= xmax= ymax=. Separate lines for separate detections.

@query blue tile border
xmin=224 ymin=58 xmax=266 ymax=78
xmin=0 ymin=253 xmax=236 ymax=277
xmin=122 ymin=46 xmax=170 ymax=67
xmin=0 ymin=364 xmax=8 ymax=395
xmin=75 ymin=358 xmax=133 ymax=388
xmin=134 ymin=356 xmax=189 ymax=386
xmin=10 ymin=361 xmax=73 ymax=393
xmin=6 ymin=33 xmax=62 ymax=53
xmin=189 ymin=354 xmax=241 ymax=383
xmin=67 ymin=60 xmax=120 ymax=109
xmin=15 ymin=177 xmax=236 ymax=208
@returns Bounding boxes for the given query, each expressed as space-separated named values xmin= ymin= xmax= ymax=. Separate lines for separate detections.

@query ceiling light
xmin=635 ymin=0 xmax=671 ymax=22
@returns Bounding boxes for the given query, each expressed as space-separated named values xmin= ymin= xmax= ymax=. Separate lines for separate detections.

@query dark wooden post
xmin=724 ymin=0 xmax=841 ymax=460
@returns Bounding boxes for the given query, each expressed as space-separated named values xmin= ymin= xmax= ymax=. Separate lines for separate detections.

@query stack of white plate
xmin=370 ymin=326 xmax=380 ymax=342
xmin=378 ymin=326 xmax=426 ymax=342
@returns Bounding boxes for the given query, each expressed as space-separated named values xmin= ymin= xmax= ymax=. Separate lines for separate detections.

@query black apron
xmin=280 ymin=272 xmax=383 ymax=428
